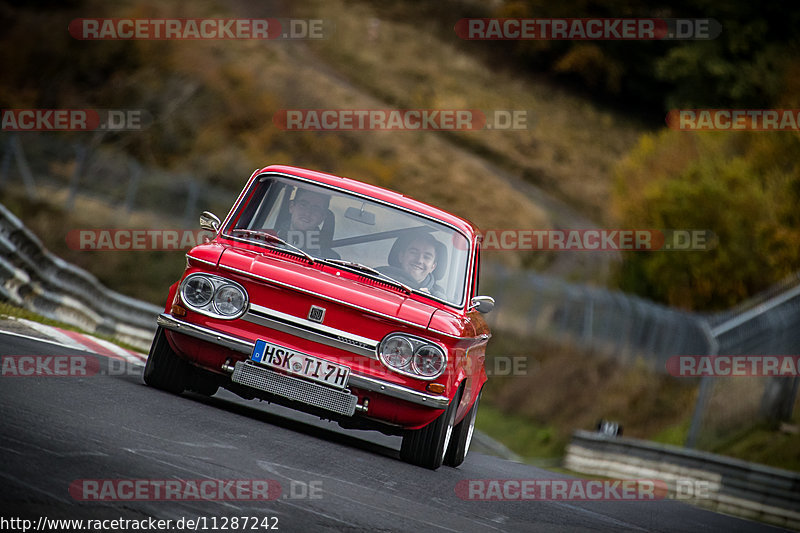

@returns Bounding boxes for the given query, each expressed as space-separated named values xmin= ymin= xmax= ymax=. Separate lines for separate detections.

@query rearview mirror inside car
xmin=345 ymin=205 xmax=376 ymax=225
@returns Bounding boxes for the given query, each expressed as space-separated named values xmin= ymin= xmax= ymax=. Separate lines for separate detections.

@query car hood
xmin=195 ymin=243 xmax=446 ymax=332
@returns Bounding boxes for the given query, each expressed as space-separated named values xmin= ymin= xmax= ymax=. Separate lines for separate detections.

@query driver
xmin=281 ymin=187 xmax=340 ymax=259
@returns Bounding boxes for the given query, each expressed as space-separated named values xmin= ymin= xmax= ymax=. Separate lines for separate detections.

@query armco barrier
xmin=565 ymin=430 xmax=800 ymax=530
xmin=0 ymin=203 xmax=160 ymax=351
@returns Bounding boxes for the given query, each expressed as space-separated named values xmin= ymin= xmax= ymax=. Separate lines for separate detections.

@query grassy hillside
xmin=0 ymin=0 xmax=648 ymax=297
xmin=302 ymin=0 xmax=645 ymax=222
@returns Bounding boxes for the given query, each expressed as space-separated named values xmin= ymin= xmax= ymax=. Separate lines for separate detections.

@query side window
xmin=471 ymin=244 xmax=481 ymax=299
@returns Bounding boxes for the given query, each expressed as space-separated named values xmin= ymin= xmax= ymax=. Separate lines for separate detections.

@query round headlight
xmin=213 ymin=285 xmax=246 ymax=316
xmin=382 ymin=336 xmax=413 ymax=369
xmin=182 ymin=276 xmax=214 ymax=308
xmin=412 ymin=345 xmax=446 ymax=377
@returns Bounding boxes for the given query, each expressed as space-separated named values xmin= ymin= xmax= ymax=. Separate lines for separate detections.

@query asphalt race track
xmin=0 ymin=330 xmax=787 ymax=532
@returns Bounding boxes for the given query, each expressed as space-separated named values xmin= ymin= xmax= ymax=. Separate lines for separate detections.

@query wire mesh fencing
xmin=481 ymin=261 xmax=713 ymax=371
xmin=481 ymin=262 xmax=800 ymax=446
xmin=0 ymin=133 xmax=238 ymax=225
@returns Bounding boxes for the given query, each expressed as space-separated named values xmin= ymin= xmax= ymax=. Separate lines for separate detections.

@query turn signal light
xmin=171 ymin=304 xmax=187 ymax=317
xmin=426 ymin=383 xmax=446 ymax=394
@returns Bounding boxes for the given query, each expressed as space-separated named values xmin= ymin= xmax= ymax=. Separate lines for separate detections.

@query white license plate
xmin=250 ymin=339 xmax=350 ymax=389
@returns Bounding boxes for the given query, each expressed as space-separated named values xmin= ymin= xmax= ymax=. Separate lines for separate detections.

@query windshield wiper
xmin=230 ymin=229 xmax=315 ymax=264
xmin=323 ymin=259 xmax=413 ymax=294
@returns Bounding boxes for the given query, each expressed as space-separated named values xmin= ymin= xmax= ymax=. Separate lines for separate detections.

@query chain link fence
xmin=481 ymin=262 xmax=713 ymax=369
xmin=0 ymin=133 xmax=238 ymax=225
xmin=689 ymin=275 xmax=800 ymax=448
xmin=481 ymin=262 xmax=800 ymax=449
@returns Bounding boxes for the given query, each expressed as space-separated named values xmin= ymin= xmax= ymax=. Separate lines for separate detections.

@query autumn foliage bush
xmin=612 ymin=130 xmax=800 ymax=310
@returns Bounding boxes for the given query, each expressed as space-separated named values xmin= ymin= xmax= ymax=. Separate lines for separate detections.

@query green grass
xmin=651 ymin=418 xmax=692 ymax=447
xmin=476 ymin=403 xmax=565 ymax=462
xmin=0 ymin=301 xmax=82 ymax=330
xmin=710 ymin=424 xmax=800 ymax=471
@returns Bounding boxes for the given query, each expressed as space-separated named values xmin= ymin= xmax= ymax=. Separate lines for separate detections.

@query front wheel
xmin=400 ymin=387 xmax=462 ymax=470
xmin=444 ymin=389 xmax=481 ymax=467
xmin=143 ymin=327 xmax=189 ymax=394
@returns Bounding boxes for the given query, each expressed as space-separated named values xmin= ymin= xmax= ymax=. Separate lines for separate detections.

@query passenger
xmin=379 ymin=232 xmax=445 ymax=298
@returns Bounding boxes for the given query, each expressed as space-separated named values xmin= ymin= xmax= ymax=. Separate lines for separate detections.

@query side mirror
xmin=199 ymin=211 xmax=221 ymax=233
xmin=469 ymin=296 xmax=495 ymax=314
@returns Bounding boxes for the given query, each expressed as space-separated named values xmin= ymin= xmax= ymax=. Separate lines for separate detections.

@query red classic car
xmin=144 ymin=165 xmax=494 ymax=469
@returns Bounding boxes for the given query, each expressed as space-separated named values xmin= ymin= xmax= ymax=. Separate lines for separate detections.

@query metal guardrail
xmin=565 ymin=430 xmax=800 ymax=530
xmin=0 ymin=202 xmax=160 ymax=351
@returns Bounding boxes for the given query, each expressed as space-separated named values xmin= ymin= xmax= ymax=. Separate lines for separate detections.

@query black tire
xmin=444 ymin=389 xmax=481 ymax=468
xmin=400 ymin=387 xmax=462 ymax=470
xmin=143 ymin=327 xmax=189 ymax=394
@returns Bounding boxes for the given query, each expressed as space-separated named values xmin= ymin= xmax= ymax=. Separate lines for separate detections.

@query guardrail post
xmin=759 ymin=376 xmax=800 ymax=422
xmin=66 ymin=143 xmax=88 ymax=211
xmin=0 ymin=135 xmax=13 ymax=186
xmin=11 ymin=135 xmax=37 ymax=200
xmin=183 ymin=180 xmax=199 ymax=227
xmin=123 ymin=160 xmax=142 ymax=213
xmin=686 ymin=318 xmax=719 ymax=448
xmin=581 ymin=296 xmax=593 ymax=345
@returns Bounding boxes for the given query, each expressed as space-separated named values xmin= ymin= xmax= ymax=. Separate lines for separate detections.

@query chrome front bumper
xmin=157 ymin=313 xmax=449 ymax=410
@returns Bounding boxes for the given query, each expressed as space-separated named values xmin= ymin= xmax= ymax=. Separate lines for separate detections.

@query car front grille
xmin=232 ymin=361 xmax=358 ymax=417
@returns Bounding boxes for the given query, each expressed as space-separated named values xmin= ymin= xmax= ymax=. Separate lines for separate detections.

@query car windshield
xmin=223 ymin=174 xmax=471 ymax=307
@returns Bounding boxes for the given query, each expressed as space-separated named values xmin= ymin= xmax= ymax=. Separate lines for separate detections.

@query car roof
xmin=257 ymin=165 xmax=480 ymax=238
